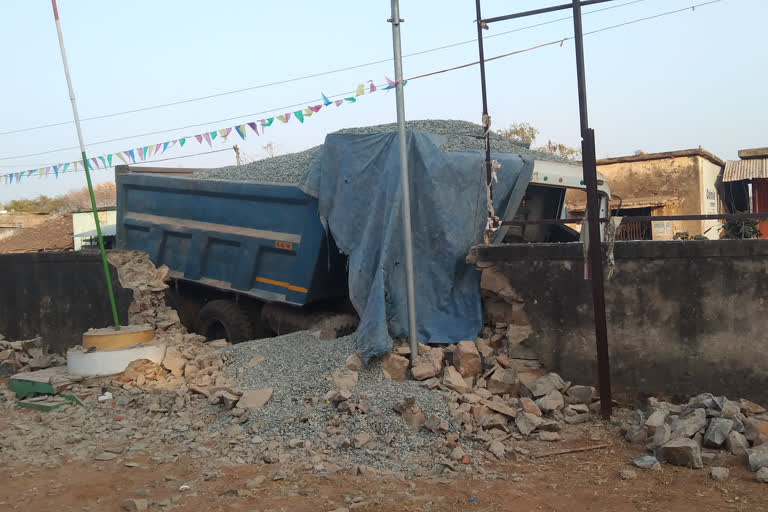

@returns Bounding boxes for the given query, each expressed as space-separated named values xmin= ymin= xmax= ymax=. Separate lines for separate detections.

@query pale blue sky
xmin=1 ymin=0 xmax=765 ymax=202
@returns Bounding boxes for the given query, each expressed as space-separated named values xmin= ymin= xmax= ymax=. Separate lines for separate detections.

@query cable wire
xmin=0 ymin=0 xmax=648 ymax=137
xmin=0 ymin=0 xmax=725 ymax=172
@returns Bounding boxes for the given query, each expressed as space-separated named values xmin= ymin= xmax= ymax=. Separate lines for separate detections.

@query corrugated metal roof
xmin=723 ymin=158 xmax=768 ymax=182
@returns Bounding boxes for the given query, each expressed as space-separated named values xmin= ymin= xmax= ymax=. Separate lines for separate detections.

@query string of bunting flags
xmin=0 ymin=77 xmax=405 ymax=185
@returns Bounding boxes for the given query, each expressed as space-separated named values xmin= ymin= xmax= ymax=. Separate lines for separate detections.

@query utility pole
xmin=51 ymin=0 xmax=120 ymax=331
xmin=388 ymin=0 xmax=419 ymax=362
xmin=234 ymin=145 xmax=243 ymax=166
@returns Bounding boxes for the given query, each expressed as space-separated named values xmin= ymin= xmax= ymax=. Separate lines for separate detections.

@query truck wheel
xmin=194 ymin=300 xmax=252 ymax=343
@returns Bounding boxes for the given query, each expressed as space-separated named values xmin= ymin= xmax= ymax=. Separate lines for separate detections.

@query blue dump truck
xmin=115 ymin=166 xmax=355 ymax=342
xmin=116 ymin=122 xmax=611 ymax=353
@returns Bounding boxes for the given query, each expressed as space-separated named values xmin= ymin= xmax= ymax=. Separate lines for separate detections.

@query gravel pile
xmin=219 ymin=331 xmax=456 ymax=474
xmin=191 ymin=145 xmax=322 ymax=183
xmin=191 ymin=119 xmax=572 ymax=184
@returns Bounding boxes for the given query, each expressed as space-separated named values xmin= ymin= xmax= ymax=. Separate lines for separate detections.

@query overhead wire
xmin=0 ymin=0 xmax=726 ymax=174
xmin=0 ymin=0 xmax=648 ymax=137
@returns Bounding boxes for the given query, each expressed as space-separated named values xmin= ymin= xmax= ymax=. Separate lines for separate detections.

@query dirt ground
xmin=2 ymin=430 xmax=767 ymax=512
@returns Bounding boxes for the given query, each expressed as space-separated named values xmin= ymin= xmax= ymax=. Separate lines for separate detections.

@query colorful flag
xmin=107 ymin=154 xmax=113 ymax=167
xmin=356 ymin=83 xmax=365 ymax=96
xmin=309 ymin=105 xmax=322 ymax=113
xmin=99 ymin=156 xmax=107 ymax=169
xmin=322 ymin=93 xmax=332 ymax=106
xmin=177 ymin=139 xmax=185 ymax=147
xmin=115 ymin=153 xmax=128 ymax=164
xmin=369 ymin=81 xmax=377 ymax=93
xmin=53 ymin=165 xmax=59 ymax=178
xmin=163 ymin=141 xmax=171 ymax=152
xmin=261 ymin=118 xmax=274 ymax=127
xmin=203 ymin=132 xmax=212 ymax=146
xmin=334 ymin=99 xmax=343 ymax=106
xmin=126 ymin=150 xmax=135 ymax=163
xmin=344 ymin=97 xmax=356 ymax=103
xmin=141 ymin=146 xmax=149 ymax=160
xmin=235 ymin=125 xmax=247 ymax=139
xmin=384 ymin=76 xmax=397 ymax=90
xmin=294 ymin=111 xmax=304 ymax=123
xmin=63 ymin=162 xmax=71 ymax=172
xmin=195 ymin=134 xmax=204 ymax=144
xmin=219 ymin=128 xmax=231 ymax=139
xmin=210 ymin=131 xmax=218 ymax=141
xmin=247 ymin=122 xmax=259 ymax=135
xmin=147 ymin=145 xmax=154 ymax=159
xmin=154 ymin=143 xmax=162 ymax=154
xmin=303 ymin=108 xmax=313 ymax=117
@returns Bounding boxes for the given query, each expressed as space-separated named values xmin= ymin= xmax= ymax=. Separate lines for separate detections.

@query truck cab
xmin=500 ymin=159 xmax=611 ymax=243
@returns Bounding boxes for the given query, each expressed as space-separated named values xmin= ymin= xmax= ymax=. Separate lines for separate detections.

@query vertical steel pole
xmin=51 ymin=0 xmax=120 ymax=331
xmin=475 ymin=0 xmax=494 ymax=214
xmin=389 ymin=0 xmax=418 ymax=362
xmin=572 ymin=0 xmax=611 ymax=418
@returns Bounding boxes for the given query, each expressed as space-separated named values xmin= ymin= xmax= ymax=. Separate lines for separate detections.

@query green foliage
xmin=720 ymin=216 xmax=762 ymax=239
xmin=4 ymin=195 xmax=68 ymax=214
xmin=497 ymin=122 xmax=581 ymax=161
xmin=497 ymin=122 xmax=539 ymax=146
xmin=2 ymin=182 xmax=116 ymax=214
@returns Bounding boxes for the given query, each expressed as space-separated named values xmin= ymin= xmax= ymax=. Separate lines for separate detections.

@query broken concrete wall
xmin=0 ymin=252 xmax=133 ymax=354
xmin=468 ymin=240 xmax=768 ymax=404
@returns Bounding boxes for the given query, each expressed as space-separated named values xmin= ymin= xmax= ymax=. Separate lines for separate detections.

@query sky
xmin=1 ymin=0 xmax=765 ymax=203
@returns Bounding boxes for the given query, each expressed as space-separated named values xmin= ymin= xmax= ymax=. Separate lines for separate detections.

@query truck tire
xmin=194 ymin=300 xmax=253 ymax=343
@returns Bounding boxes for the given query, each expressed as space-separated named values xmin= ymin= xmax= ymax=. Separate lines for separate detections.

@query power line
xmin=0 ymin=0 xmax=648 ymax=137
xmin=0 ymin=0 xmax=726 ymax=171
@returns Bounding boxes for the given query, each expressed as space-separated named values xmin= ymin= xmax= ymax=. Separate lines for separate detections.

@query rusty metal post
xmin=474 ymin=0 xmax=495 ymax=232
xmin=572 ymin=0 xmax=612 ymax=418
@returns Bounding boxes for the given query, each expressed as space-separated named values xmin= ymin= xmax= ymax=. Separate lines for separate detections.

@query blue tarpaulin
xmin=300 ymin=131 xmax=533 ymax=362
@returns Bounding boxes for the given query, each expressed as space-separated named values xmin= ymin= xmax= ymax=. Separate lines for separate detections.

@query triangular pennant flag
xmin=309 ymin=105 xmax=322 ymax=113
xmin=384 ymin=76 xmax=397 ymax=90
xmin=261 ymin=118 xmax=274 ymax=127
xmin=203 ymin=132 xmax=212 ymax=146
xmin=303 ymin=108 xmax=313 ymax=117
xmin=178 ymin=139 xmax=185 ymax=147
xmin=219 ymin=128 xmax=231 ymax=139
xmin=126 ymin=150 xmax=135 ymax=163
xmin=163 ymin=142 xmax=170 ymax=152
xmin=369 ymin=80 xmax=377 ymax=93
xmin=107 ymin=154 xmax=113 ymax=167
xmin=247 ymin=122 xmax=259 ymax=135
xmin=63 ymin=162 xmax=71 ymax=172
xmin=235 ymin=125 xmax=247 ymax=139
xmin=344 ymin=97 xmax=356 ymax=103
xmin=74 ymin=161 xmax=79 ymax=171
xmin=334 ymin=99 xmax=343 ymax=107
xmin=99 ymin=156 xmax=107 ymax=169
xmin=135 ymin=148 xmax=143 ymax=161
xmin=16 ymin=171 xmax=23 ymax=182
xmin=276 ymin=115 xmax=286 ymax=123
xmin=195 ymin=134 xmax=204 ymax=144
xmin=154 ymin=143 xmax=162 ymax=154
xmin=356 ymin=83 xmax=365 ymax=97
xmin=322 ymin=93 xmax=332 ymax=106
xmin=293 ymin=110 xmax=304 ymax=123
xmin=141 ymin=146 xmax=148 ymax=160
xmin=147 ymin=145 xmax=154 ymax=159
xmin=7 ymin=173 xmax=12 ymax=184
xmin=210 ymin=131 xmax=218 ymax=141
xmin=53 ymin=165 xmax=59 ymax=178
xmin=115 ymin=152 xmax=128 ymax=164
xmin=45 ymin=166 xmax=52 ymax=177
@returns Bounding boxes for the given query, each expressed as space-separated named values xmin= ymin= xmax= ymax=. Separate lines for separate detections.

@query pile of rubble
xmin=0 ymin=335 xmax=64 ymax=377
xmin=106 ymin=250 xmax=181 ymax=330
xmin=624 ymin=393 xmax=768 ymax=481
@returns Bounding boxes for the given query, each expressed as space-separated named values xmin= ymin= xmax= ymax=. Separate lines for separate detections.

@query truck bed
xmin=116 ymin=172 xmax=346 ymax=306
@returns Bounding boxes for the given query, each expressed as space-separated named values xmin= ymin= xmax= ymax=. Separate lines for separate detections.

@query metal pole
xmin=389 ymin=0 xmax=418 ymax=362
xmin=572 ymin=0 xmax=611 ymax=418
xmin=51 ymin=0 xmax=120 ymax=331
xmin=474 ymin=0 xmax=494 ymax=208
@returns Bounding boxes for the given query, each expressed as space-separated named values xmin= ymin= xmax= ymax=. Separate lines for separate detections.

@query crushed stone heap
xmin=191 ymin=119 xmax=568 ymax=184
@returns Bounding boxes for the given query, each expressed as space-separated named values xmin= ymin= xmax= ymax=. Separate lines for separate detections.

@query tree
xmin=497 ymin=122 xmax=581 ymax=161
xmin=3 ymin=182 xmax=116 ymax=214
xmin=497 ymin=122 xmax=538 ymax=146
